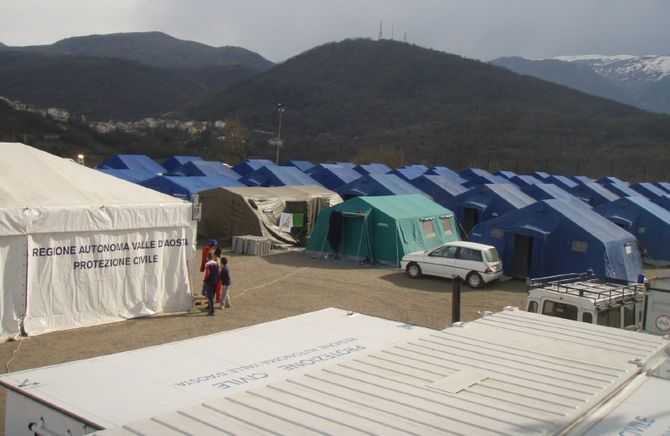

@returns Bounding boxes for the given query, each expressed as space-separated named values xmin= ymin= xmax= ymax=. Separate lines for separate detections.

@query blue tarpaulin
xmin=97 ymin=154 xmax=164 ymax=173
xmin=469 ymin=199 xmax=643 ymax=281
xmin=410 ymin=175 xmax=469 ymax=208
xmin=427 ymin=166 xmax=468 ymax=185
xmin=445 ymin=184 xmax=536 ymax=234
xmin=233 ymin=159 xmax=277 ymax=176
xmin=161 ymin=156 xmax=203 ymax=171
xmin=336 ymin=174 xmax=426 ymax=199
xmin=546 ymin=175 xmax=578 ymax=191
xmin=284 ymin=160 xmax=316 ymax=172
xmin=570 ymin=182 xmax=619 ymax=207
xmin=459 ymin=168 xmax=510 ymax=187
xmin=630 ymin=182 xmax=669 ymax=199
xmin=522 ymin=183 xmax=586 ymax=205
xmin=309 ymin=164 xmax=362 ymax=189
xmin=353 ymin=163 xmax=392 ymax=175
xmin=166 ymin=160 xmax=240 ymax=179
xmin=240 ymin=166 xmax=319 ymax=187
xmin=140 ymin=175 xmax=242 ymax=200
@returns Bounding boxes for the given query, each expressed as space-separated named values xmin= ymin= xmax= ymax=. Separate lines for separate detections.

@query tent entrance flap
xmin=513 ymin=234 xmax=534 ymax=278
xmin=341 ymin=215 xmax=369 ymax=261
xmin=463 ymin=208 xmax=479 ymax=235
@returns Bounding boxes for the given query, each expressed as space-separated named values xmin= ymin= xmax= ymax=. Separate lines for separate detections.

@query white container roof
xmin=1 ymin=308 xmax=667 ymax=435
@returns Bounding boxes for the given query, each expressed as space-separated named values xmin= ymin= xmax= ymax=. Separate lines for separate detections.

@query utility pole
xmin=275 ymin=103 xmax=286 ymax=165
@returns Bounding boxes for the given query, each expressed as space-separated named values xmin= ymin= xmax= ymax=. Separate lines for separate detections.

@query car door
xmin=453 ymin=247 xmax=484 ymax=279
xmin=426 ymin=244 xmax=458 ymax=278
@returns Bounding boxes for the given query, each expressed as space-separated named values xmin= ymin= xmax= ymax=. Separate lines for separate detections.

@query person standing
xmin=213 ymin=247 xmax=223 ymax=305
xmin=202 ymin=253 xmax=219 ymax=316
xmin=200 ymin=239 xmax=217 ymax=272
xmin=220 ymin=256 xmax=232 ymax=308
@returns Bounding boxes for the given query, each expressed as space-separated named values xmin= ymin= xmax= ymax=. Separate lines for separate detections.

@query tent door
xmin=513 ymin=234 xmax=533 ymax=278
xmin=462 ymin=208 xmax=479 ymax=235
xmin=341 ymin=216 xmax=368 ymax=261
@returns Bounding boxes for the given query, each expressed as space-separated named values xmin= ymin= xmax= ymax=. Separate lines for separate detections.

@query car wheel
xmin=466 ymin=272 xmax=483 ymax=289
xmin=406 ymin=262 xmax=422 ymax=279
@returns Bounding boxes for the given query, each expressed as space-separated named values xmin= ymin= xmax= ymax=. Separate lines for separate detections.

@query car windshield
xmin=483 ymin=248 xmax=500 ymax=262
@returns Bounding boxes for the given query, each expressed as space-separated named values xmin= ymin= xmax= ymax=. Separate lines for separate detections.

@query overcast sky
xmin=1 ymin=0 xmax=668 ymax=62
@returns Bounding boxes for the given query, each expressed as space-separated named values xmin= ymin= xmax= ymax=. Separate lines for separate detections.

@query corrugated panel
xmin=95 ymin=308 xmax=668 ymax=435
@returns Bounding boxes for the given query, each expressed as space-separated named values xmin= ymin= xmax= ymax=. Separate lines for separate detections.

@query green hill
xmin=0 ymin=51 xmax=259 ymax=120
xmin=15 ymin=31 xmax=274 ymax=71
xmin=189 ymin=38 xmax=670 ymax=180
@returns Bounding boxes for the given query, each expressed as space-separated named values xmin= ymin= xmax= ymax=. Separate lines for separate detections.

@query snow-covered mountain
xmin=491 ymin=55 xmax=670 ymax=113
xmin=554 ymin=55 xmax=670 ymax=83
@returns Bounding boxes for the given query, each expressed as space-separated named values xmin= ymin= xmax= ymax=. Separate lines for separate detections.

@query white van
xmin=401 ymin=240 xmax=503 ymax=288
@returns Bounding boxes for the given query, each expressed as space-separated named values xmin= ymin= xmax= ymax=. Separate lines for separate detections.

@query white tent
xmin=0 ymin=143 xmax=196 ymax=340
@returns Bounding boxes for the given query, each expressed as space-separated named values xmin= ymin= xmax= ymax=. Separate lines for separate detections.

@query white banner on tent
xmin=24 ymin=228 xmax=193 ymax=336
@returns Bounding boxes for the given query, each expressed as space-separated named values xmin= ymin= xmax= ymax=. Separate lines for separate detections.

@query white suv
xmin=401 ymin=241 xmax=503 ymax=288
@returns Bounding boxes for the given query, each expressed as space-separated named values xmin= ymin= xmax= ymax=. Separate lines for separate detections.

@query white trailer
xmin=1 ymin=307 xmax=668 ymax=435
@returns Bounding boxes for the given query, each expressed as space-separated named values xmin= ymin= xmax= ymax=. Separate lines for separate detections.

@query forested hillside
xmin=188 ymin=38 xmax=670 ymax=180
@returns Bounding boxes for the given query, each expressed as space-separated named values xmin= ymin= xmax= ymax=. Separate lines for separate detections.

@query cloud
xmin=0 ymin=0 xmax=668 ymax=61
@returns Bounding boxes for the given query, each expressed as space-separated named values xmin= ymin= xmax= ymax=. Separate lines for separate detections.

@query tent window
xmin=422 ymin=220 xmax=437 ymax=238
xmin=637 ymin=227 xmax=646 ymax=235
xmin=571 ymin=240 xmax=588 ymax=253
xmin=527 ymin=301 xmax=538 ymax=313
xmin=582 ymin=312 xmax=593 ymax=323
xmin=440 ymin=217 xmax=454 ymax=235
xmin=625 ymin=243 xmax=633 ymax=255
xmin=490 ymin=228 xmax=504 ymax=239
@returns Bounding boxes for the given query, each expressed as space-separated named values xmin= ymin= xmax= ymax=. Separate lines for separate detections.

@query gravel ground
xmin=0 ymin=248 xmax=529 ymax=433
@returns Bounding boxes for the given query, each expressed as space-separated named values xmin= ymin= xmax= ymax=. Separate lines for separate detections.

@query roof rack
xmin=528 ymin=271 xmax=645 ymax=308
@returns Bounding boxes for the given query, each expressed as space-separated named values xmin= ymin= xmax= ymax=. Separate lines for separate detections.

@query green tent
xmin=306 ymin=194 xmax=460 ymax=266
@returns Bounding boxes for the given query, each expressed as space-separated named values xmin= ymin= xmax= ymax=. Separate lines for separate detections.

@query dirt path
xmin=0 ymin=249 xmax=528 ymax=433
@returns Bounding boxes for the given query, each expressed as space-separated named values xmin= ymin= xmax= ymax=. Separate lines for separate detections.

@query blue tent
xmin=389 ymin=166 xmax=428 ymax=181
xmin=655 ymin=182 xmax=670 ymax=193
xmin=572 ymin=175 xmax=595 ymax=185
xmin=97 ymin=154 xmax=164 ymax=173
xmin=427 ymin=166 xmax=468 ymax=185
xmin=570 ymin=182 xmax=619 ymax=207
xmin=233 ymin=159 xmax=277 ymax=176
xmin=545 ymin=174 xmax=578 ymax=191
xmin=630 ymin=182 xmax=668 ymax=199
xmin=166 ymin=160 xmax=240 ymax=179
xmin=97 ymin=168 xmax=156 ymax=183
xmin=651 ymin=195 xmax=670 ymax=211
xmin=336 ymin=174 xmax=426 ymax=199
xmin=283 ymin=160 xmax=315 ymax=172
xmin=445 ymin=184 xmax=536 ymax=235
xmin=603 ymin=182 xmax=643 ymax=198
xmin=494 ymin=170 xmax=517 ymax=180
xmin=468 ymin=199 xmax=643 ymax=281
xmin=596 ymin=197 xmax=670 ymax=265
xmin=141 ymin=175 xmax=242 ymax=200
xmin=459 ymin=168 xmax=509 ymax=187
xmin=410 ymin=175 xmax=469 ymax=208
xmin=598 ymin=176 xmax=628 ymax=185
xmin=531 ymin=171 xmax=551 ymax=181
xmin=522 ymin=183 xmax=586 ymax=205
xmin=161 ymin=155 xmax=203 ymax=171
xmin=510 ymin=175 xmax=542 ymax=189
xmin=240 ymin=166 xmax=319 ymax=187
xmin=309 ymin=164 xmax=362 ymax=189
xmin=333 ymin=162 xmax=356 ymax=169
xmin=353 ymin=163 xmax=392 ymax=175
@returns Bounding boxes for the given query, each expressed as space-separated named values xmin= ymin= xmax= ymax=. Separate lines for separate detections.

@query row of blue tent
xmin=97 ymin=154 xmax=670 ymax=277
